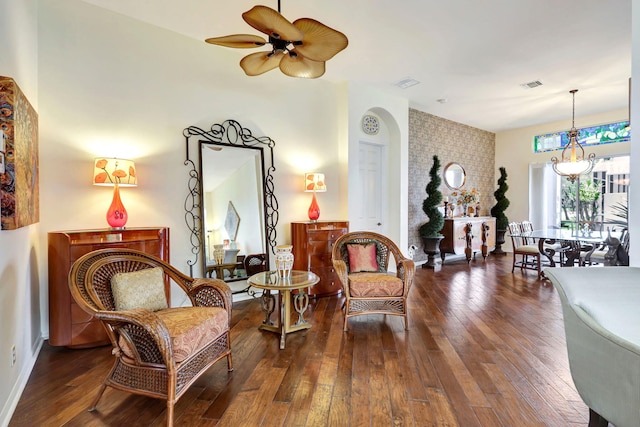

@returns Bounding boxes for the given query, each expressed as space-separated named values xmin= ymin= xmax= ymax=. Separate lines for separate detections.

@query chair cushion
xmin=119 ymin=306 xmax=228 ymax=363
xmin=514 ymin=244 xmax=539 ymax=254
xmin=348 ymin=272 xmax=403 ymax=297
xmin=347 ymin=243 xmax=379 ymax=272
xmin=111 ymin=267 xmax=168 ymax=311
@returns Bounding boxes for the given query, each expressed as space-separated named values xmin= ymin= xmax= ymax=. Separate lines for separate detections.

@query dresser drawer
xmin=310 ymin=253 xmax=333 ymax=268
xmin=309 ymin=266 xmax=342 ymax=296
xmin=71 ymin=302 xmax=94 ymax=324
xmin=308 ymin=228 xmax=347 ymax=243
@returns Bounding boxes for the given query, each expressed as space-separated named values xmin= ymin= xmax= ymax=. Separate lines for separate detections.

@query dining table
xmin=517 ymin=228 xmax=617 ymax=267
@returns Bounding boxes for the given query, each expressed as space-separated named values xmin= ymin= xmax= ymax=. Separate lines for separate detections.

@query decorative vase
xmin=106 ymin=184 xmax=128 ymax=229
xmin=213 ymin=244 xmax=224 ymax=265
xmin=462 ymin=203 xmax=468 ymax=217
xmin=308 ymin=193 xmax=320 ymax=222
xmin=275 ymin=245 xmax=294 ymax=278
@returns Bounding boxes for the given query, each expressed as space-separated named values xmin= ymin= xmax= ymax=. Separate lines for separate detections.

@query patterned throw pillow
xmin=347 ymin=243 xmax=379 ymax=272
xmin=111 ymin=267 xmax=168 ymax=311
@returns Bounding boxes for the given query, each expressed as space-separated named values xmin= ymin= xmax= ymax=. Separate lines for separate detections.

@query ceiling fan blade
xmin=279 ymin=51 xmax=325 ymax=79
xmin=293 ymin=18 xmax=348 ymax=62
xmin=240 ymin=51 xmax=285 ymax=76
xmin=205 ymin=34 xmax=267 ymax=48
xmin=242 ymin=6 xmax=303 ymax=41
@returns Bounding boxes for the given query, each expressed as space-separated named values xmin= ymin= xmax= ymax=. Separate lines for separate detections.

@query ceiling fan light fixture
xmin=292 ymin=18 xmax=349 ymax=62
xmin=280 ymin=51 xmax=325 ymax=78
xmin=205 ymin=4 xmax=348 ymax=78
xmin=240 ymin=51 xmax=285 ymax=76
xmin=205 ymin=34 xmax=266 ymax=48
xmin=242 ymin=6 xmax=303 ymax=42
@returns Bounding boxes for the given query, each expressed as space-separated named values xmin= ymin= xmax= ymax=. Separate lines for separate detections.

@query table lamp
xmin=304 ymin=172 xmax=326 ymax=222
xmin=93 ymin=158 xmax=137 ymax=229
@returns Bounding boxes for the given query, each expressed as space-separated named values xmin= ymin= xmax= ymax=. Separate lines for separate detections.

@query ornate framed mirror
xmin=183 ymin=120 xmax=278 ymax=279
xmin=443 ymin=162 xmax=466 ymax=190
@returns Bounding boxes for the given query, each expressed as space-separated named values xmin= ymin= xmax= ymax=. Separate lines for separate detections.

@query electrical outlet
xmin=11 ymin=345 xmax=16 ymax=367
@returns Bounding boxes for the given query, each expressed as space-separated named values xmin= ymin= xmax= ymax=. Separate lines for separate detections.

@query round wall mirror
xmin=443 ymin=162 xmax=466 ymax=190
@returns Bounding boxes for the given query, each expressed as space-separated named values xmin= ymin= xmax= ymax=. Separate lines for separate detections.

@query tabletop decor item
xmin=213 ymin=244 xmax=225 ymax=265
xmin=275 ymin=244 xmax=294 ymax=278
xmin=452 ymin=188 xmax=479 ymax=217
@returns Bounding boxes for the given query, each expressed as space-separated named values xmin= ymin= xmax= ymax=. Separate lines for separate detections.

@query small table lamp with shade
xmin=304 ymin=172 xmax=326 ymax=222
xmin=93 ymin=158 xmax=137 ymax=229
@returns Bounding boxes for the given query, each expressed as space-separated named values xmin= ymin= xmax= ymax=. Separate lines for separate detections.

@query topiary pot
xmin=421 ymin=235 xmax=444 ymax=272
xmin=491 ymin=229 xmax=507 ymax=255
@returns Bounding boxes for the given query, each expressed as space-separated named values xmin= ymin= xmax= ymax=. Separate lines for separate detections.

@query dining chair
xmin=508 ymin=222 xmax=544 ymax=278
xmin=521 ymin=220 xmax=568 ymax=265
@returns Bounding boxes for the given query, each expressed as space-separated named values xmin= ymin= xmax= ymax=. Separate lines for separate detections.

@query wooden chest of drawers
xmin=48 ymin=227 xmax=169 ymax=348
xmin=291 ymin=221 xmax=348 ymax=297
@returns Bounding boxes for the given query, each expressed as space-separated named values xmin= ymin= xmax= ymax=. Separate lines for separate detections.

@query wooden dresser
xmin=48 ymin=227 xmax=169 ymax=348
xmin=440 ymin=217 xmax=496 ymax=262
xmin=291 ymin=221 xmax=348 ymax=297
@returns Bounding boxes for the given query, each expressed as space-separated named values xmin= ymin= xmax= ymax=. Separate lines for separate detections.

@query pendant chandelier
xmin=551 ymin=89 xmax=595 ymax=183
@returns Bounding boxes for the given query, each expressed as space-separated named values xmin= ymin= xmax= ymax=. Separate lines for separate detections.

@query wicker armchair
xmin=331 ymin=231 xmax=415 ymax=331
xmin=68 ymin=248 xmax=233 ymax=427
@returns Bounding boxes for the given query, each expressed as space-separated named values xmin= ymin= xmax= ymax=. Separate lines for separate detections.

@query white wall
xmin=344 ymin=82 xmax=409 ymax=250
xmin=0 ymin=1 xmax=42 ymax=424
xmin=495 ymin=108 xmax=630 ymax=251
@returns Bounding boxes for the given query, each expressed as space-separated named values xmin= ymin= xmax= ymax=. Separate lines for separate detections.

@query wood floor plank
xmin=9 ymin=256 xmax=595 ymax=427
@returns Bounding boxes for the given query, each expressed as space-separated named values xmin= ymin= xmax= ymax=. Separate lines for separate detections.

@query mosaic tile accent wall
xmin=409 ymin=108 xmax=495 ymax=262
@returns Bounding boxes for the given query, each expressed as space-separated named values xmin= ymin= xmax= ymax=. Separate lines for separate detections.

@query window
xmin=529 ymin=155 xmax=629 ymax=234
xmin=533 ymin=121 xmax=630 ymax=153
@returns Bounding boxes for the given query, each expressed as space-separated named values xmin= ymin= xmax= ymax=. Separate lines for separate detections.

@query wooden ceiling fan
xmin=205 ymin=2 xmax=348 ymax=78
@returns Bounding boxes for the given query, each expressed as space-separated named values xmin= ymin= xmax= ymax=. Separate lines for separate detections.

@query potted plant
xmin=490 ymin=167 xmax=510 ymax=255
xmin=419 ymin=155 xmax=445 ymax=270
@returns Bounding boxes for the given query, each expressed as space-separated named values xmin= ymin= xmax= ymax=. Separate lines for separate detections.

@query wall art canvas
xmin=0 ymin=76 xmax=39 ymax=230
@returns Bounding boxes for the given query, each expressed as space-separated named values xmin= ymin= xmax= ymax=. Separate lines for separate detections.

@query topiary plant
xmin=490 ymin=167 xmax=510 ymax=230
xmin=419 ymin=155 xmax=444 ymax=237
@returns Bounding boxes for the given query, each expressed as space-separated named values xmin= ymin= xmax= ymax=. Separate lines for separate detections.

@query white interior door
xmin=357 ymin=141 xmax=387 ymax=234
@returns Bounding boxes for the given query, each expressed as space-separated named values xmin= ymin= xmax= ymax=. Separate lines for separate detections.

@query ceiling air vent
xmin=394 ymin=77 xmax=420 ymax=89
xmin=520 ymin=80 xmax=543 ymax=89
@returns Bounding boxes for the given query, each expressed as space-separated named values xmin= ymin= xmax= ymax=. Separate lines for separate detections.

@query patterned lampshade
xmin=304 ymin=172 xmax=326 ymax=192
xmin=93 ymin=158 xmax=137 ymax=187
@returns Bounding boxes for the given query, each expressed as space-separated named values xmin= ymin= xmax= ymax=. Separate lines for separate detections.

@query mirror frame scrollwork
xmin=183 ymin=119 xmax=279 ymax=275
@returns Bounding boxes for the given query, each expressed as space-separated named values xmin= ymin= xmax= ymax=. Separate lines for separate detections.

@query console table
xmin=440 ymin=217 xmax=496 ymax=262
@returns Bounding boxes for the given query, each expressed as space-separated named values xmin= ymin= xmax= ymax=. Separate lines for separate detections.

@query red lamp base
xmin=106 ymin=184 xmax=128 ymax=229
xmin=308 ymin=192 xmax=320 ymax=222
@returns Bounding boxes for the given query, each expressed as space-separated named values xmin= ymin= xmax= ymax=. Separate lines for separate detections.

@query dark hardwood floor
xmin=10 ymin=255 xmax=592 ymax=426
